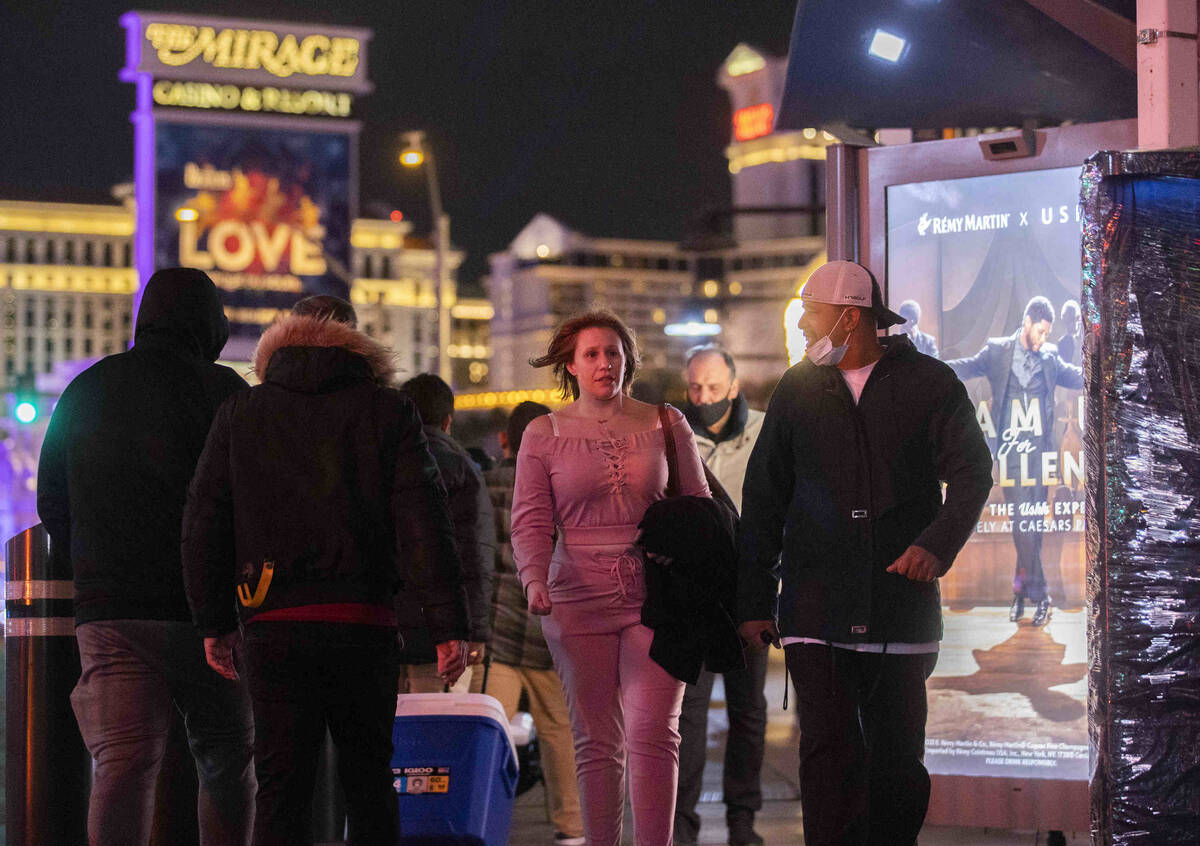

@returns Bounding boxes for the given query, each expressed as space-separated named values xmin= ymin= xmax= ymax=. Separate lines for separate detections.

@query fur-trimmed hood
xmin=253 ymin=313 xmax=397 ymax=385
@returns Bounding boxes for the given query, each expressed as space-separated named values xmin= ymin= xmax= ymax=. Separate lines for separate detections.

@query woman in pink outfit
xmin=511 ymin=310 xmax=710 ymax=846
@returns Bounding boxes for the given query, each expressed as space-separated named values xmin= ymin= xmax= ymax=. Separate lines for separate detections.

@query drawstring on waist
xmin=598 ymin=549 xmax=643 ymax=600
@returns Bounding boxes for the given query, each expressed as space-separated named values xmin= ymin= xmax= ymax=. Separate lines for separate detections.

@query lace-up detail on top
xmin=510 ymin=406 xmax=710 ymax=594
xmin=594 ymin=423 xmax=630 ymax=495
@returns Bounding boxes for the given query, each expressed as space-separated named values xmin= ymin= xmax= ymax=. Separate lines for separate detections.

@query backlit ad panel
xmin=887 ymin=167 xmax=1088 ymax=783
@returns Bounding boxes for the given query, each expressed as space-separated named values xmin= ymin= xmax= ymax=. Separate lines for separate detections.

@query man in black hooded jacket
xmin=183 ymin=298 xmax=470 ymax=845
xmin=38 ymin=267 xmax=255 ymax=846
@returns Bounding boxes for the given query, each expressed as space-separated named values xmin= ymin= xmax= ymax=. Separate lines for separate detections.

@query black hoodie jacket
xmin=38 ymin=268 xmax=247 ymax=625
xmin=738 ymin=334 xmax=993 ymax=644
xmin=182 ymin=314 xmax=469 ymax=644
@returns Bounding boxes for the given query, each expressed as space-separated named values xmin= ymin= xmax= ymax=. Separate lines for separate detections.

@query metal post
xmin=423 ymin=149 xmax=452 ymax=384
xmin=5 ymin=524 xmax=90 ymax=844
xmin=824 ymin=143 xmax=859 ymax=262
xmin=1136 ymin=0 xmax=1199 ymax=148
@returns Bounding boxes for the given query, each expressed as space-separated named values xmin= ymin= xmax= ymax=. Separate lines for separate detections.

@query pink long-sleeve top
xmin=511 ymin=404 xmax=710 ymax=592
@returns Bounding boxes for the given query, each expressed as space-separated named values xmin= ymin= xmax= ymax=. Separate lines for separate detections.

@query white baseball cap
xmin=801 ymin=260 xmax=905 ymax=328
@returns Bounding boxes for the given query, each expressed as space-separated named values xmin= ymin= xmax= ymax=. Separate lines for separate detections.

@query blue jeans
xmin=71 ymin=619 xmax=255 ymax=846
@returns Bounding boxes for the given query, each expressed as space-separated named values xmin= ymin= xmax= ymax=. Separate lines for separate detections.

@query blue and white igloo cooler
xmin=392 ymin=693 xmax=518 ymax=846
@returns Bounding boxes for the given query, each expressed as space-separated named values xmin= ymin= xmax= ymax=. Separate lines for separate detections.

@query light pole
xmin=400 ymin=130 xmax=452 ymax=383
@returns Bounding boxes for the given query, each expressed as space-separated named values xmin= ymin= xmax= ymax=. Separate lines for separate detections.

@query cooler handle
xmin=500 ymin=740 xmax=519 ymax=798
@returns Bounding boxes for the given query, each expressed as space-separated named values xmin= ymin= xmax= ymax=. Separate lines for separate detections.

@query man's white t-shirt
xmin=779 ymin=359 xmax=939 ymax=655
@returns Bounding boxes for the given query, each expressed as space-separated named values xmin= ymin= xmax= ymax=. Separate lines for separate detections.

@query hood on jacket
xmin=253 ymin=312 xmax=397 ymax=385
xmin=133 ymin=267 xmax=230 ymax=361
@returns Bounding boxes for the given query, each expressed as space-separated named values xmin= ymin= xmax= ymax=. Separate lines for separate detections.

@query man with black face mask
xmin=674 ymin=344 xmax=768 ymax=846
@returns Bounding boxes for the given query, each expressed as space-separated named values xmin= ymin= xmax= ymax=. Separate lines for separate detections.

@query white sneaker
xmin=554 ymin=833 xmax=586 ymax=846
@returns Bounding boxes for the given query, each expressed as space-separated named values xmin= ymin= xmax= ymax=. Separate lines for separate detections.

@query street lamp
xmin=399 ymin=130 xmax=451 ymax=383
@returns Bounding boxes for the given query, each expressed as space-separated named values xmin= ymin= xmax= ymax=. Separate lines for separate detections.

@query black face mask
xmin=686 ymin=396 xmax=731 ymax=428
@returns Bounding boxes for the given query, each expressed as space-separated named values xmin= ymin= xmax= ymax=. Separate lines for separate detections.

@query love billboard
xmin=154 ymin=117 xmax=353 ymax=346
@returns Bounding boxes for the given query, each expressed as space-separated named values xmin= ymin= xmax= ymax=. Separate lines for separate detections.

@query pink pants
xmin=543 ymin=526 xmax=685 ymax=846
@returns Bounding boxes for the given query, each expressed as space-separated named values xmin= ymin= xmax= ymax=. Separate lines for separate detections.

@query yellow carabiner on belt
xmin=237 ymin=561 xmax=275 ymax=608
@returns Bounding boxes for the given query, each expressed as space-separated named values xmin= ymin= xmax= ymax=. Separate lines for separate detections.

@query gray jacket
xmin=691 ymin=401 xmax=765 ymax=515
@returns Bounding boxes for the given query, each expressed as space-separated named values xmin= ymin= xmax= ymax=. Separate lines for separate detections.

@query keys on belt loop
xmin=851 ymin=509 xmax=868 ymax=519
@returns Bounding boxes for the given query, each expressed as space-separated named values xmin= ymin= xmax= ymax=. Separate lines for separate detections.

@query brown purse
xmin=657 ymin=404 xmax=738 ymax=514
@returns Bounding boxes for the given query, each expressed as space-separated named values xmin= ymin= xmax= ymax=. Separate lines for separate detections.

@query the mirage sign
xmin=121 ymin=11 xmax=366 ymax=356
xmin=121 ymin=12 xmax=372 ymax=93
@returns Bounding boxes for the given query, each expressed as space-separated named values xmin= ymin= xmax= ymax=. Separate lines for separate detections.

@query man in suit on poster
xmin=946 ymin=296 xmax=1083 ymax=626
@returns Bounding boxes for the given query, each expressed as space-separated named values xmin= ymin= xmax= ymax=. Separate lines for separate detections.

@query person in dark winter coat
xmin=739 ymin=261 xmax=993 ymax=846
xmin=37 ymin=267 xmax=255 ymax=846
xmin=182 ymin=298 xmax=470 ymax=846
xmin=395 ymin=373 xmax=495 ymax=692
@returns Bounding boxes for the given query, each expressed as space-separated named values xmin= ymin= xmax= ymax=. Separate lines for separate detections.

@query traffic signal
xmin=12 ymin=372 xmax=37 ymax=424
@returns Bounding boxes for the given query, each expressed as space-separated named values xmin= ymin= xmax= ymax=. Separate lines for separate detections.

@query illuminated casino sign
xmin=121 ymin=11 xmax=368 ymax=355
xmin=123 ymin=13 xmax=371 ymax=92
xmin=151 ymin=82 xmax=353 ymax=117
xmin=143 ymin=24 xmax=361 ymax=78
xmin=733 ymin=102 xmax=775 ymax=141
xmin=122 ymin=13 xmax=369 ymax=119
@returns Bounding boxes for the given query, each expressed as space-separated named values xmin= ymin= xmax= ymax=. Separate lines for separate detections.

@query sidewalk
xmin=507 ymin=649 xmax=1089 ymax=845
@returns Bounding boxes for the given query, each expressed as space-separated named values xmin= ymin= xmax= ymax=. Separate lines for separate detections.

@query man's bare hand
xmin=738 ymin=620 xmax=781 ymax=649
xmin=886 ymin=545 xmax=943 ymax=582
xmin=204 ymin=631 xmax=242 ymax=681
xmin=436 ymin=640 xmax=468 ymax=686
xmin=526 ymin=580 xmax=553 ymax=616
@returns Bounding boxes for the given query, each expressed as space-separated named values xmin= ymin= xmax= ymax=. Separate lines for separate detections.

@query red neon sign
xmin=733 ymin=102 xmax=774 ymax=141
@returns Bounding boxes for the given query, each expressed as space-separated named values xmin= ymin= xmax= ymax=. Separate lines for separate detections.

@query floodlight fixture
xmin=868 ymin=29 xmax=907 ymax=63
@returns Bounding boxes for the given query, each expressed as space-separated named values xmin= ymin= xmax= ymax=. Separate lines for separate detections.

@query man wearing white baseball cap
xmin=736 ymin=260 xmax=993 ymax=846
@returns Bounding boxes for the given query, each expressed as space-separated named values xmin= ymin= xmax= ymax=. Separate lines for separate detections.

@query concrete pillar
xmin=1137 ymin=0 xmax=1199 ymax=148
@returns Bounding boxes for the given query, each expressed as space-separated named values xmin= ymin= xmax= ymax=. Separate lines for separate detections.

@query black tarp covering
xmin=1081 ymin=151 xmax=1200 ymax=844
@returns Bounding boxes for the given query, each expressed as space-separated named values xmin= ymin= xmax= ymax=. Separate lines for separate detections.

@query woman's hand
xmin=526 ymin=580 xmax=553 ymax=616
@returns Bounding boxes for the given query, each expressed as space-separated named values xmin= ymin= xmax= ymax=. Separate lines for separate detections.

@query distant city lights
xmin=733 ymin=103 xmax=775 ymax=142
xmin=664 ymin=321 xmax=722 ymax=337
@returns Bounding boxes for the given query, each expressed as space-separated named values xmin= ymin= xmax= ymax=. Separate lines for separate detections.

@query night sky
xmin=0 ymin=1 xmax=797 ymax=289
